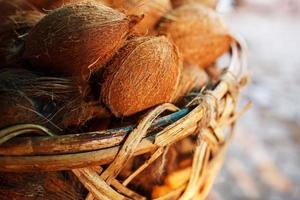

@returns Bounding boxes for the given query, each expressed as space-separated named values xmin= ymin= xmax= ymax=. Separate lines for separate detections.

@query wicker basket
xmin=0 ymin=37 xmax=248 ymax=199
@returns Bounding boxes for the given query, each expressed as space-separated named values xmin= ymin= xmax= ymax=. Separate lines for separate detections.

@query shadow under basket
xmin=0 ymin=38 xmax=249 ymax=200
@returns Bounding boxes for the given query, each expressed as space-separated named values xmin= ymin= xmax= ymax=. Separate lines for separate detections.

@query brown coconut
xmin=0 ymin=0 xmax=37 ymax=21
xmin=0 ymin=68 xmax=108 ymax=132
xmin=157 ymin=3 xmax=232 ymax=68
xmin=173 ymin=62 xmax=208 ymax=102
xmin=205 ymin=63 xmax=220 ymax=82
xmin=26 ymin=0 xmax=113 ymax=11
xmin=0 ymin=98 xmax=41 ymax=129
xmin=27 ymin=0 xmax=70 ymax=11
xmin=61 ymin=101 xmax=111 ymax=130
xmin=24 ymin=2 xmax=141 ymax=79
xmin=0 ymin=171 xmax=86 ymax=200
xmin=112 ymin=0 xmax=171 ymax=34
xmin=171 ymin=0 xmax=218 ymax=9
xmin=0 ymin=97 xmax=111 ymax=131
xmin=101 ymin=36 xmax=182 ymax=117
xmin=0 ymin=0 xmax=43 ymax=67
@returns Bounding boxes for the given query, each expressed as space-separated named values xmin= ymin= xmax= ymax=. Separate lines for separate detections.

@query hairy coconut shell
xmin=27 ymin=0 xmax=82 ymax=11
xmin=101 ymin=36 xmax=182 ymax=117
xmin=205 ymin=63 xmax=220 ymax=82
xmin=112 ymin=0 xmax=171 ymax=34
xmin=61 ymin=101 xmax=111 ymax=129
xmin=173 ymin=62 xmax=208 ymax=102
xmin=26 ymin=0 xmax=112 ymax=11
xmin=0 ymin=98 xmax=41 ymax=129
xmin=0 ymin=68 xmax=69 ymax=130
xmin=0 ymin=97 xmax=110 ymax=132
xmin=157 ymin=3 xmax=232 ymax=68
xmin=0 ymin=0 xmax=35 ymax=21
xmin=27 ymin=0 xmax=67 ymax=11
xmin=0 ymin=68 xmax=106 ymax=132
xmin=0 ymin=171 xmax=85 ymax=200
xmin=0 ymin=0 xmax=43 ymax=67
xmin=171 ymin=0 xmax=218 ymax=8
xmin=24 ymin=2 xmax=140 ymax=79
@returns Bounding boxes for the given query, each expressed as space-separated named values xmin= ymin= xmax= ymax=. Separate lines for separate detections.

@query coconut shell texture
xmin=113 ymin=0 xmax=171 ymax=34
xmin=173 ymin=62 xmax=208 ymax=102
xmin=27 ymin=0 xmax=112 ymax=11
xmin=101 ymin=36 xmax=182 ymax=117
xmin=27 ymin=0 xmax=82 ymax=11
xmin=157 ymin=3 xmax=232 ymax=68
xmin=61 ymin=101 xmax=111 ymax=129
xmin=27 ymin=0 xmax=70 ymax=11
xmin=24 ymin=2 xmax=139 ymax=78
xmin=171 ymin=0 xmax=218 ymax=9
xmin=0 ymin=98 xmax=41 ymax=129
xmin=0 ymin=171 xmax=86 ymax=200
xmin=0 ymin=68 xmax=107 ymax=132
xmin=0 ymin=0 xmax=43 ymax=67
xmin=0 ymin=0 xmax=34 ymax=21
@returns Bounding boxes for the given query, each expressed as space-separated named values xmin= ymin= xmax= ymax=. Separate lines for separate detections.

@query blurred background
xmin=209 ymin=0 xmax=300 ymax=199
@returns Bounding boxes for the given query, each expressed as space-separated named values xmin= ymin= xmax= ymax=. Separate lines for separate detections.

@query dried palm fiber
xmin=24 ymin=2 xmax=141 ymax=80
xmin=112 ymin=0 xmax=171 ymax=34
xmin=173 ymin=62 xmax=208 ymax=102
xmin=0 ymin=0 xmax=43 ymax=67
xmin=0 ymin=37 xmax=248 ymax=199
xmin=101 ymin=36 xmax=182 ymax=117
xmin=0 ymin=171 xmax=86 ymax=200
xmin=157 ymin=3 xmax=232 ymax=68
xmin=171 ymin=0 xmax=218 ymax=9
xmin=0 ymin=68 xmax=111 ymax=132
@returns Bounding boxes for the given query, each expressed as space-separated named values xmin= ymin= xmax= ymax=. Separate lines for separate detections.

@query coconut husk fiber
xmin=0 ymin=68 xmax=110 ymax=132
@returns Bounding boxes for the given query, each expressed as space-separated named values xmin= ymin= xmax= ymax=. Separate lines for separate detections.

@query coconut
xmin=0 ymin=68 xmax=74 ymax=130
xmin=171 ymin=0 xmax=218 ymax=9
xmin=0 ymin=171 xmax=86 ymax=200
xmin=112 ymin=0 xmax=171 ymax=34
xmin=0 ymin=98 xmax=40 ymax=129
xmin=173 ymin=62 xmax=208 ymax=102
xmin=0 ymin=0 xmax=35 ymax=20
xmin=157 ymin=3 xmax=232 ymax=68
xmin=101 ymin=36 xmax=182 ymax=117
xmin=61 ymin=101 xmax=111 ymax=130
xmin=0 ymin=68 xmax=110 ymax=132
xmin=24 ymin=2 xmax=141 ymax=79
xmin=26 ymin=0 xmax=113 ymax=11
xmin=205 ymin=63 xmax=220 ymax=82
xmin=0 ymin=0 xmax=43 ymax=67
xmin=27 ymin=0 xmax=65 ymax=11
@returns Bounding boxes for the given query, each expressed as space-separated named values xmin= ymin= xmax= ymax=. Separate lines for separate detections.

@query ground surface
xmin=209 ymin=1 xmax=300 ymax=199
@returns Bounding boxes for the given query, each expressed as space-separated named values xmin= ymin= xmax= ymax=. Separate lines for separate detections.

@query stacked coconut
xmin=0 ymin=0 xmax=232 ymax=198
